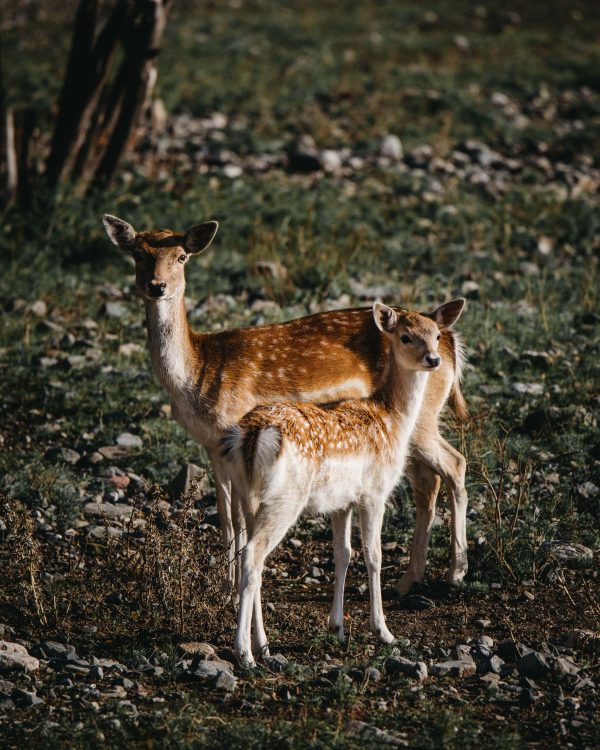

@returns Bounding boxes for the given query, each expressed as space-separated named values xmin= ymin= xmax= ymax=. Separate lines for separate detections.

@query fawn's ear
xmin=103 ymin=215 xmax=136 ymax=250
xmin=373 ymin=302 xmax=398 ymax=333
xmin=183 ymin=220 xmax=219 ymax=255
xmin=432 ymin=298 xmax=466 ymax=328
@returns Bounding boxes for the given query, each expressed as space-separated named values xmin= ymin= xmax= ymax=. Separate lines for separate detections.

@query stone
xmin=517 ymin=651 xmax=550 ymax=679
xmin=98 ymin=445 xmax=129 ymax=461
xmin=178 ymin=642 xmax=215 ymax=658
xmin=169 ymin=464 xmax=210 ymax=502
xmin=116 ymin=432 xmax=143 ymax=449
xmin=365 ymin=667 xmax=382 ymax=683
xmin=565 ymin=629 xmax=600 ymax=656
xmin=118 ymin=343 xmax=144 ymax=357
xmin=88 ymin=665 xmax=104 ymax=681
xmin=319 ymin=149 xmax=342 ymax=172
xmin=29 ymin=300 xmax=48 ymax=317
xmin=543 ymin=542 xmax=594 ymax=569
xmin=0 ymin=642 xmax=39 ymax=673
xmin=102 ymin=301 xmax=128 ymax=318
xmin=12 ymin=688 xmax=44 ymax=707
xmin=215 ymin=670 xmax=237 ymax=692
xmin=346 ymin=720 xmax=408 ymax=746
xmin=83 ymin=502 xmax=133 ymax=520
xmin=34 ymin=641 xmax=77 ymax=660
xmin=44 ymin=447 xmax=81 ymax=465
xmin=551 ymin=656 xmax=580 ymax=679
xmin=497 ymin=639 xmax=524 ymax=661
xmin=430 ymin=659 xmax=476 ymax=677
xmin=512 ymin=382 xmax=544 ymax=396
xmin=380 ymin=134 xmax=403 ymax=160
xmin=385 ymin=656 xmax=428 ymax=681
xmin=223 ymin=164 xmax=243 ymax=179
xmin=480 ymin=655 xmax=505 ymax=675
xmin=264 ymin=654 xmax=288 ymax=673
xmin=109 ymin=474 xmax=130 ymax=490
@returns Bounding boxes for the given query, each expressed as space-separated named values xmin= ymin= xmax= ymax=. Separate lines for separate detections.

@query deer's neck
xmin=144 ymin=293 xmax=196 ymax=396
xmin=382 ymin=362 xmax=429 ymax=442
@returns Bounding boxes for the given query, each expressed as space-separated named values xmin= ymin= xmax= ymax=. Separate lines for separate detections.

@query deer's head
xmin=373 ymin=299 xmax=465 ymax=371
xmin=103 ymin=215 xmax=218 ymax=301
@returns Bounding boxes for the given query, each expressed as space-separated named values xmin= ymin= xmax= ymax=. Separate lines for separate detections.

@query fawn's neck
xmin=382 ymin=360 xmax=429 ymax=441
xmin=144 ymin=292 xmax=195 ymax=396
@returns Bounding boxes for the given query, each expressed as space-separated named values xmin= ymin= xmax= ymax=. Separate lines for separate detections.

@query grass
xmin=0 ymin=0 xmax=599 ymax=747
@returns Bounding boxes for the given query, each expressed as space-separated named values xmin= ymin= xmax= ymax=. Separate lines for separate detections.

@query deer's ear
xmin=183 ymin=220 xmax=219 ymax=255
xmin=103 ymin=214 xmax=136 ymax=250
xmin=432 ymin=298 xmax=465 ymax=329
xmin=373 ymin=302 xmax=398 ymax=333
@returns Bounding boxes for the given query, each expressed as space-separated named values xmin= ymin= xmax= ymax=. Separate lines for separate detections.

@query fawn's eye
xmin=437 ymin=333 xmax=441 ymax=340
xmin=178 ymin=254 xmax=187 ymax=264
xmin=400 ymin=334 xmax=411 ymax=344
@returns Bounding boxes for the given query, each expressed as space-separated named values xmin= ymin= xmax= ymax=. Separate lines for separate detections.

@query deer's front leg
xmin=207 ymin=451 xmax=236 ymax=594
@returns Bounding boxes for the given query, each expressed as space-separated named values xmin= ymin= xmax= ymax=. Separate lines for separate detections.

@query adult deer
xmin=102 ymin=215 xmax=469 ymax=595
xmin=224 ymin=300 xmax=464 ymax=666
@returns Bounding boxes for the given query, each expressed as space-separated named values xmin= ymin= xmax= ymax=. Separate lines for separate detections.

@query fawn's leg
xmin=208 ymin=451 xmax=236 ymax=594
xmin=411 ymin=437 xmax=468 ymax=585
xmin=396 ymin=460 xmax=441 ymax=594
xmin=231 ymin=485 xmax=246 ymax=604
xmin=328 ymin=509 xmax=353 ymax=640
xmin=359 ymin=502 xmax=395 ymax=645
xmin=235 ymin=500 xmax=303 ymax=667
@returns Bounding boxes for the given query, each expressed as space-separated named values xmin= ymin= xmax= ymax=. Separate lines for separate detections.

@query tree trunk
xmin=45 ymin=0 xmax=172 ymax=194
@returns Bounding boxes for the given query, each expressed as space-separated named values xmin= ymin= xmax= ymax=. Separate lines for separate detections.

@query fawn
xmin=102 ymin=215 xmax=469 ymax=596
xmin=224 ymin=299 xmax=465 ymax=666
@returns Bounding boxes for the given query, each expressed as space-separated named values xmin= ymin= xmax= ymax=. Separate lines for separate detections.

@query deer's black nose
xmin=147 ymin=281 xmax=167 ymax=298
xmin=426 ymin=354 xmax=441 ymax=368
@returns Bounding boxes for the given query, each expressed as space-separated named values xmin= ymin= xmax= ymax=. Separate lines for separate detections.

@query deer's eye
xmin=400 ymin=334 xmax=411 ymax=344
xmin=178 ymin=254 xmax=188 ymax=264
xmin=437 ymin=333 xmax=441 ymax=340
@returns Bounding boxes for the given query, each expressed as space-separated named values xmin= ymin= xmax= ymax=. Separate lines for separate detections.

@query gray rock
xmin=385 ymin=655 xmax=428 ymax=681
xmin=512 ymin=382 xmax=544 ymax=396
xmin=215 ymin=670 xmax=237 ymax=692
xmin=169 ymin=464 xmax=210 ymax=502
xmin=0 ymin=679 xmax=15 ymax=696
xmin=98 ymin=445 xmax=129 ymax=461
xmin=35 ymin=641 xmax=77 ymax=660
xmin=380 ymin=134 xmax=403 ymax=161
xmin=45 ymin=447 xmax=81 ymax=465
xmin=12 ymin=688 xmax=44 ymax=707
xmin=431 ymin=659 xmax=476 ymax=677
xmin=83 ymin=502 xmax=133 ymax=520
xmin=550 ymin=656 xmax=580 ymax=679
xmin=365 ymin=666 xmax=382 ymax=683
xmin=517 ymin=651 xmax=550 ymax=679
xmin=264 ymin=653 xmax=288 ymax=673
xmin=116 ymin=432 xmax=143 ymax=449
xmin=29 ymin=300 xmax=48 ymax=317
xmin=0 ymin=642 xmax=39 ymax=673
xmin=88 ymin=665 xmax=104 ymax=680
xmin=480 ymin=655 xmax=505 ymax=675
xmin=543 ymin=542 xmax=594 ymax=569
xmin=103 ymin=301 xmax=128 ymax=318
xmin=346 ymin=720 xmax=408 ymax=746
xmin=319 ymin=149 xmax=342 ymax=172
xmin=497 ymin=639 xmax=525 ymax=661
xmin=178 ymin=642 xmax=215 ymax=659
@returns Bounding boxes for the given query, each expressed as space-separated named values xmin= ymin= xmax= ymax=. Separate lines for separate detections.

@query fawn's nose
xmin=147 ymin=281 xmax=167 ymax=298
xmin=426 ymin=354 xmax=441 ymax=368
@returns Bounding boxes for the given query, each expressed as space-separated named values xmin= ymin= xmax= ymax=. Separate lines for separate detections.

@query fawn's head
xmin=373 ymin=299 xmax=465 ymax=371
xmin=103 ymin=215 xmax=218 ymax=301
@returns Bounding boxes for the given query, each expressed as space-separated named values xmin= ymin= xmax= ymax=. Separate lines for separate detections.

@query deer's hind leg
xmin=406 ymin=435 xmax=469 ymax=589
xmin=396 ymin=460 xmax=441 ymax=595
